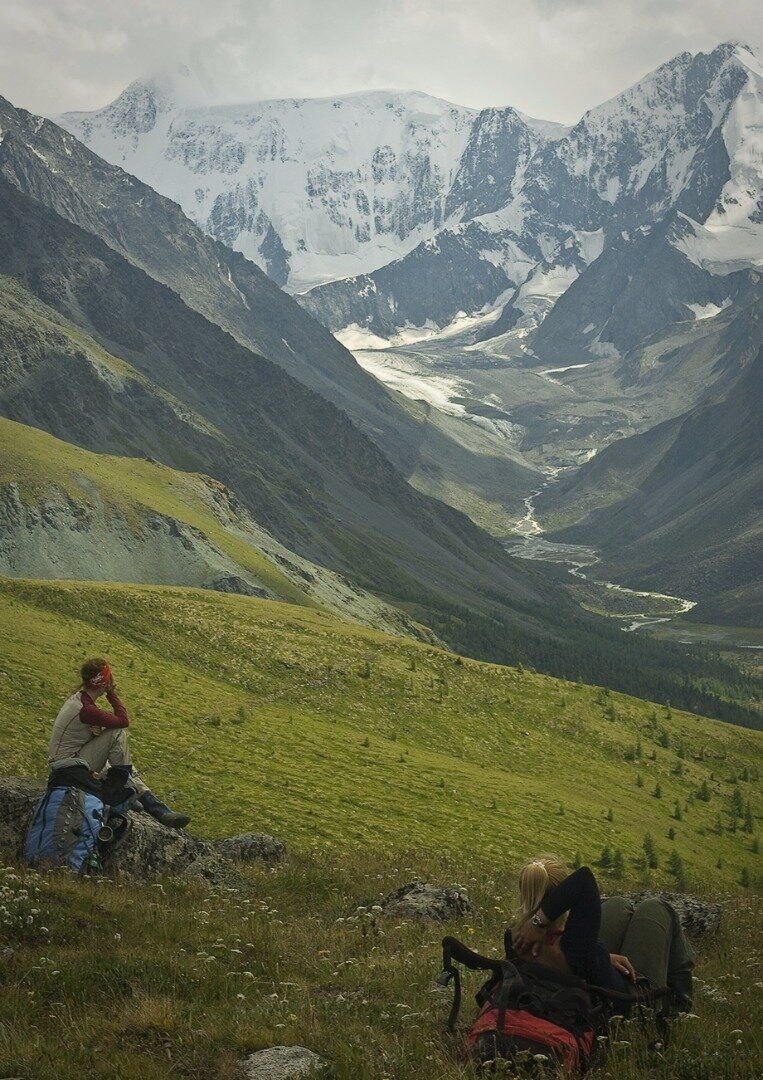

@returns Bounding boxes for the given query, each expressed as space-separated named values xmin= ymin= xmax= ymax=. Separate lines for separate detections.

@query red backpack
xmin=437 ymin=937 xmax=609 ymax=1074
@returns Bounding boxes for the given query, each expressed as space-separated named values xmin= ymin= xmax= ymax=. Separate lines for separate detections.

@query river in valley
xmin=503 ymin=480 xmax=696 ymax=633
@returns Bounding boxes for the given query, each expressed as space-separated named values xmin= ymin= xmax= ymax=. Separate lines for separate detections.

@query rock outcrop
xmin=619 ymin=891 xmax=722 ymax=938
xmin=240 ymin=1046 xmax=324 ymax=1079
xmin=0 ymin=776 xmax=284 ymax=884
xmin=379 ymin=880 xmax=474 ymax=921
xmin=213 ymin=833 xmax=286 ymax=864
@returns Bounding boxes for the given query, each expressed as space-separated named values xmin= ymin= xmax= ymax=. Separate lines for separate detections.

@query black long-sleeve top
xmin=540 ymin=866 xmax=630 ymax=993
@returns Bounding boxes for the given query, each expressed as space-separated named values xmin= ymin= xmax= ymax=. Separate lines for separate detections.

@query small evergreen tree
xmin=731 ymin=788 xmax=744 ymax=818
xmin=672 ymin=760 xmax=684 ymax=777
xmin=697 ymin=780 xmax=711 ymax=802
xmin=668 ymin=827 xmax=676 ymax=841
xmin=612 ymin=849 xmax=625 ymax=879
xmin=751 ymin=836 xmax=759 ymax=855
xmin=667 ymin=850 xmax=686 ymax=887
xmin=606 ymin=808 xmax=614 ymax=822
xmin=599 ymin=845 xmax=613 ymax=869
xmin=743 ymin=803 xmax=754 ymax=834
xmin=636 ymin=774 xmax=644 ymax=788
xmin=677 ymin=741 xmax=686 ymax=760
xmin=673 ymin=801 xmax=682 ymax=821
xmin=653 ymin=782 xmax=662 ymax=799
xmin=659 ymin=729 xmax=670 ymax=749
xmin=740 ymin=867 xmax=751 ymax=888
xmin=643 ymin=834 xmax=658 ymax=870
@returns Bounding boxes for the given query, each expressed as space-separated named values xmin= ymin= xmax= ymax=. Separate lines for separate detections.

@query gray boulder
xmin=214 ymin=833 xmax=286 ymax=864
xmin=106 ymin=812 xmax=210 ymax=879
xmin=0 ymin=777 xmax=41 ymax=859
xmin=180 ymin=853 xmax=249 ymax=890
xmin=0 ymin=776 xmax=284 ymax=884
xmin=380 ymin=880 xmax=473 ymax=921
xmin=240 ymin=1046 xmax=324 ymax=1079
xmin=618 ymin=891 xmax=722 ymax=938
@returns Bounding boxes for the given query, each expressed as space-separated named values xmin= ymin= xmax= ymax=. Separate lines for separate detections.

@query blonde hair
xmin=515 ymin=854 xmax=569 ymax=929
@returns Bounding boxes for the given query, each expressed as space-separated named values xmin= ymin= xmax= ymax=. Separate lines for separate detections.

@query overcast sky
xmin=2 ymin=0 xmax=761 ymax=122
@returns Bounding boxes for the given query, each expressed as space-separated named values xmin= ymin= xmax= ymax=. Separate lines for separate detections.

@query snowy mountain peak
xmin=53 ymin=42 xmax=761 ymax=333
xmin=124 ymin=64 xmax=214 ymax=110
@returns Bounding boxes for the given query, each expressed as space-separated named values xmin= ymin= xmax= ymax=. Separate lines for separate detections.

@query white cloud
xmin=1 ymin=0 xmax=761 ymax=122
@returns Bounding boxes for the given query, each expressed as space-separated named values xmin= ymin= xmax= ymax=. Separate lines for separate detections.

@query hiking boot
xmin=138 ymin=791 xmax=191 ymax=829
xmin=670 ymin=977 xmax=693 ymax=1013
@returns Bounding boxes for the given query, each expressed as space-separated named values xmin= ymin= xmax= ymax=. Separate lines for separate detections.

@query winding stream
xmin=504 ymin=481 xmax=696 ymax=633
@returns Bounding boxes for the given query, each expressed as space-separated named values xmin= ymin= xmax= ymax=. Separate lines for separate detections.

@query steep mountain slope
xmin=537 ymin=345 xmax=763 ymax=625
xmin=528 ymin=214 xmax=760 ymax=365
xmin=0 ymin=176 xmax=756 ymax=719
xmin=0 ymin=92 xmax=536 ymax=519
xmin=0 ymin=412 xmax=418 ymax=635
xmin=0 ymin=177 xmax=546 ymax=619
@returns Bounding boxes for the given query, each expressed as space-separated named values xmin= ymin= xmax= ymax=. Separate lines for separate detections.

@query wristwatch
xmin=530 ymin=910 xmax=549 ymax=928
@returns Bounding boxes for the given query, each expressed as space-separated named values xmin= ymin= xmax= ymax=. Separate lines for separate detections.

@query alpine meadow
xmin=0 ymin=10 xmax=761 ymax=1080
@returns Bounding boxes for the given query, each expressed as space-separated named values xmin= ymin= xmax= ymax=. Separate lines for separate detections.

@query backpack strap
xmin=438 ymin=937 xmax=504 ymax=1031
xmin=495 ymin=960 xmax=525 ymax=1033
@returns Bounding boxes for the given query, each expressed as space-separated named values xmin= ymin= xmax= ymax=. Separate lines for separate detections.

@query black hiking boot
xmin=138 ymin=791 xmax=191 ymax=829
xmin=669 ymin=972 xmax=693 ymax=1013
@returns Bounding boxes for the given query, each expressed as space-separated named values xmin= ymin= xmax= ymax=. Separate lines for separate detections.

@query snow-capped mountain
xmin=57 ymin=75 xmax=565 ymax=293
xmin=57 ymin=43 xmax=761 ymax=353
xmin=301 ymin=42 xmax=763 ymax=350
xmin=59 ymin=83 xmax=478 ymax=290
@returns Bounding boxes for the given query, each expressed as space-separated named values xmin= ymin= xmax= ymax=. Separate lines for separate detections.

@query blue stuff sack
xmin=24 ymin=786 xmax=106 ymax=874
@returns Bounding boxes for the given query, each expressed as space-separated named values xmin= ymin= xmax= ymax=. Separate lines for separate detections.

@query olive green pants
xmin=600 ymin=896 xmax=694 ymax=1001
xmin=49 ymin=728 xmax=148 ymax=796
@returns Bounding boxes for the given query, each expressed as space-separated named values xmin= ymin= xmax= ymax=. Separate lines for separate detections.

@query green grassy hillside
xmin=1 ymin=858 xmax=760 ymax=1080
xmin=1 ymin=578 xmax=759 ymax=882
xmin=0 ymin=415 xmax=420 ymax=635
xmin=1 ymin=578 xmax=761 ymax=1079
xmin=0 ymin=416 xmax=304 ymax=604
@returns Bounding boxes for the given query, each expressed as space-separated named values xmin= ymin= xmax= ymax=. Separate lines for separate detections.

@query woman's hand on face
xmin=610 ymin=952 xmax=636 ymax=983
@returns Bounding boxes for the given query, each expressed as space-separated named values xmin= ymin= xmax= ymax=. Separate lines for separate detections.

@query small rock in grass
xmin=214 ymin=833 xmax=286 ymax=864
xmin=379 ymin=880 xmax=473 ymax=921
xmin=615 ymin=892 xmax=721 ymax=937
xmin=240 ymin=1045 xmax=324 ymax=1079
xmin=180 ymin=853 xmax=248 ymax=890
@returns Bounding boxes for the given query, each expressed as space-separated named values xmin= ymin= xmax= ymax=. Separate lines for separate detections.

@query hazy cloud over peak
xmin=3 ymin=0 xmax=761 ymax=122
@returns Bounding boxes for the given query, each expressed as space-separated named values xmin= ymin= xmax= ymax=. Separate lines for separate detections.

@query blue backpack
xmin=25 ymin=784 xmax=106 ymax=875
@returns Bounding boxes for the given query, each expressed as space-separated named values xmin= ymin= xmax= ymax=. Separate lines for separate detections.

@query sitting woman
xmin=511 ymin=854 xmax=694 ymax=1011
xmin=48 ymin=657 xmax=191 ymax=829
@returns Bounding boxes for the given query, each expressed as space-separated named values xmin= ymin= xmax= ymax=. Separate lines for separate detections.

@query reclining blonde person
xmin=48 ymin=657 xmax=190 ymax=829
xmin=512 ymin=854 xmax=693 ymax=1011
